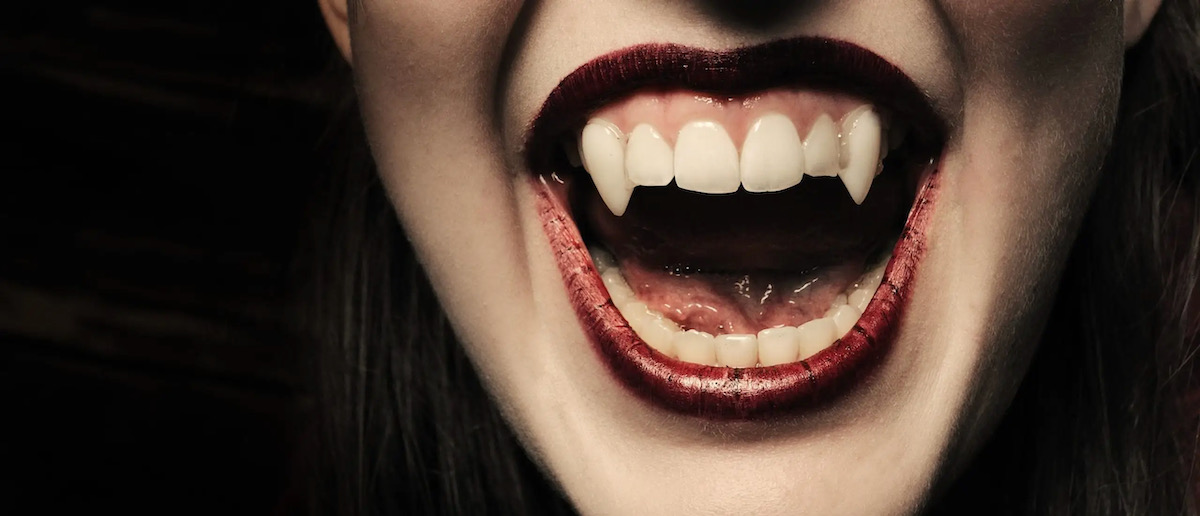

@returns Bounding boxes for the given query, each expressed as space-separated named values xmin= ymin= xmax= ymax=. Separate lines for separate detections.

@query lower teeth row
xmin=591 ymin=248 xmax=888 ymax=368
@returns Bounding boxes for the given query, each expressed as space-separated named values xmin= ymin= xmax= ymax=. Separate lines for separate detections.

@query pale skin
xmin=319 ymin=1 xmax=1162 ymax=514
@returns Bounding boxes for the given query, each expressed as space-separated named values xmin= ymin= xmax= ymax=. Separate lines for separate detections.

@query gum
xmin=588 ymin=89 xmax=868 ymax=144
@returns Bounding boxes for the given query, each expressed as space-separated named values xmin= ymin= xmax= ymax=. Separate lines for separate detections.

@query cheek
xmin=350 ymin=0 xmax=528 ymax=187
xmin=939 ymin=0 xmax=1123 ymax=237
xmin=939 ymin=0 xmax=1121 ymax=96
xmin=353 ymin=1 xmax=525 ymax=91
xmin=349 ymin=1 xmax=529 ymax=233
xmin=346 ymin=1 xmax=539 ymax=363
xmin=931 ymin=0 xmax=1124 ymax=465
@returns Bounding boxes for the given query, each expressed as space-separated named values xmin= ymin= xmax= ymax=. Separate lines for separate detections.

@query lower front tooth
xmin=580 ymin=119 xmax=635 ymax=216
xmin=715 ymin=334 xmax=758 ymax=368
xmin=757 ymin=326 xmax=801 ymax=366
xmin=673 ymin=121 xmax=741 ymax=194
xmin=674 ymin=330 xmax=718 ymax=365
xmin=796 ymin=318 xmax=837 ymax=360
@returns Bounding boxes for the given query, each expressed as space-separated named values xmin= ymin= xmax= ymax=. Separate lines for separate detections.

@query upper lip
xmin=524 ymin=37 xmax=947 ymax=175
xmin=527 ymin=37 xmax=947 ymax=420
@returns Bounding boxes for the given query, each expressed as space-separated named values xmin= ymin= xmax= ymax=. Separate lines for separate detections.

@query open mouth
xmin=525 ymin=38 xmax=946 ymax=420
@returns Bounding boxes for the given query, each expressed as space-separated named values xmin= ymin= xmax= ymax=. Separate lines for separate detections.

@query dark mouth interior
xmin=558 ymin=143 xmax=928 ymax=335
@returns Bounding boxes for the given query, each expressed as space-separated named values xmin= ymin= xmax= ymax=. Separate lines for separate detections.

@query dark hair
xmin=302 ymin=1 xmax=1200 ymax=514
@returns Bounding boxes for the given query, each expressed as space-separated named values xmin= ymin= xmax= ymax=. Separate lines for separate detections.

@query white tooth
xmin=848 ymin=288 xmax=872 ymax=312
xmin=673 ymin=121 xmax=741 ymax=194
xmin=803 ymin=115 xmax=839 ymax=177
xmin=830 ymin=304 xmax=859 ymax=336
xmin=674 ymin=330 xmax=717 ymax=365
xmin=757 ymin=326 xmax=801 ymax=366
xmin=796 ymin=318 xmax=837 ymax=360
xmin=589 ymin=246 xmax=617 ymax=271
xmin=838 ymin=106 xmax=882 ymax=205
xmin=564 ymin=138 xmax=582 ymax=168
xmin=625 ymin=124 xmax=674 ymax=187
xmin=829 ymin=304 xmax=862 ymax=337
xmin=620 ymin=301 xmax=680 ymax=358
xmin=580 ymin=119 xmax=634 ymax=216
xmin=740 ymin=113 xmax=805 ymax=193
xmin=715 ymin=334 xmax=758 ymax=368
xmin=601 ymin=268 xmax=636 ymax=305
xmin=863 ymin=266 xmax=885 ymax=290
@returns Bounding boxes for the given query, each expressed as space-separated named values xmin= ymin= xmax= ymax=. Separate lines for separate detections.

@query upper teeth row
xmin=575 ymin=105 xmax=901 ymax=216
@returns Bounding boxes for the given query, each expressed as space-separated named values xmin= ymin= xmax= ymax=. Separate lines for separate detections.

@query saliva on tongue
xmin=581 ymin=174 xmax=907 ymax=335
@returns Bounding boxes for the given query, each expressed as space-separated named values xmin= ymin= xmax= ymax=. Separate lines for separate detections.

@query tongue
xmin=618 ymin=259 xmax=864 ymax=334
xmin=583 ymin=175 xmax=908 ymax=334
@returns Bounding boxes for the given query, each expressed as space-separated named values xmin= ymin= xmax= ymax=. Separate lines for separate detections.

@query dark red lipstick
xmin=526 ymin=37 xmax=945 ymax=420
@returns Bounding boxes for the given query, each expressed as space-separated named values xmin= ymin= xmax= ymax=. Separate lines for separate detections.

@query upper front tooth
xmin=673 ymin=121 xmax=741 ymax=194
xmin=740 ymin=113 xmax=805 ymax=193
xmin=803 ymin=114 xmax=840 ymax=177
xmin=838 ymin=106 xmax=883 ymax=205
xmin=625 ymin=123 xmax=674 ymax=187
xmin=580 ymin=119 xmax=635 ymax=216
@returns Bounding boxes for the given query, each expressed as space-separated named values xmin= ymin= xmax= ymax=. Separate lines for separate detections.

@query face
xmin=323 ymin=1 xmax=1152 ymax=514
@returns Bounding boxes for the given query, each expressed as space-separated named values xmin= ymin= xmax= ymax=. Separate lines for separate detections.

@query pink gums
xmin=588 ymin=89 xmax=868 ymax=145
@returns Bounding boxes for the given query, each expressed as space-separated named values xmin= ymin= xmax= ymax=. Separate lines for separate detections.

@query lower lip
xmin=534 ymin=164 xmax=941 ymax=420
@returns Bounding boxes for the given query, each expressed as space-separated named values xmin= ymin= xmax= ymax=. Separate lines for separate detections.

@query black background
xmin=2 ymin=2 xmax=336 ymax=512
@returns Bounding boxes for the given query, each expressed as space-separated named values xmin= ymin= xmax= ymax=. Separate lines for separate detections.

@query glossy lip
xmin=525 ymin=37 xmax=946 ymax=420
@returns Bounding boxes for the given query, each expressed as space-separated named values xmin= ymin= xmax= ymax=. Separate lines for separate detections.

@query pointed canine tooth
xmin=803 ymin=115 xmax=839 ymax=177
xmin=673 ymin=121 xmax=741 ymax=194
xmin=621 ymin=301 xmax=680 ymax=358
xmin=796 ymin=318 xmax=838 ymax=360
xmin=715 ymin=334 xmax=758 ymax=368
xmin=625 ymin=124 xmax=674 ymax=187
xmin=848 ymin=288 xmax=872 ymax=312
xmin=829 ymin=304 xmax=862 ymax=337
xmin=674 ymin=330 xmax=717 ymax=365
xmin=757 ymin=326 xmax=801 ymax=366
xmin=580 ymin=119 xmax=634 ymax=216
xmin=601 ymin=268 xmax=635 ymax=305
xmin=838 ymin=106 xmax=883 ymax=205
xmin=740 ymin=113 xmax=805 ymax=193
